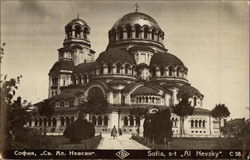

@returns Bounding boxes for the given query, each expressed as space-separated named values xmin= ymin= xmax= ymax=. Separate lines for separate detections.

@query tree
xmin=81 ymin=95 xmax=108 ymax=116
xmin=1 ymin=76 xmax=50 ymax=149
xmin=130 ymin=107 xmax=148 ymax=134
xmin=143 ymin=109 xmax=173 ymax=144
xmin=38 ymin=100 xmax=54 ymax=135
xmin=211 ymin=104 xmax=230 ymax=137
xmin=173 ymin=94 xmax=194 ymax=137
xmin=63 ymin=117 xmax=95 ymax=143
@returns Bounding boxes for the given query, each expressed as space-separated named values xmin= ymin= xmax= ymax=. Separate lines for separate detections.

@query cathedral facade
xmin=31 ymin=10 xmax=223 ymax=137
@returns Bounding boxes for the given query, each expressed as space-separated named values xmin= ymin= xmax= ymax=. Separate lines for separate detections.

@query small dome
xmin=150 ymin=52 xmax=186 ymax=68
xmin=177 ymin=85 xmax=203 ymax=99
xmin=66 ymin=18 xmax=88 ymax=27
xmin=113 ymin=12 xmax=161 ymax=30
xmin=96 ymin=48 xmax=136 ymax=65
xmin=73 ymin=62 xmax=98 ymax=74
xmin=49 ymin=60 xmax=74 ymax=74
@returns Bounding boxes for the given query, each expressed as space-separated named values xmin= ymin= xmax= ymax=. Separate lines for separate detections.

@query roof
xmin=49 ymin=60 xmax=74 ymax=74
xmin=73 ymin=62 xmax=98 ymax=74
xmin=177 ymin=84 xmax=203 ymax=99
xmin=66 ymin=18 xmax=89 ymax=28
xmin=96 ymin=48 xmax=136 ymax=64
xmin=48 ymin=92 xmax=78 ymax=100
xmin=137 ymin=63 xmax=150 ymax=69
xmin=225 ymin=118 xmax=245 ymax=126
xmin=193 ymin=108 xmax=211 ymax=115
xmin=150 ymin=52 xmax=186 ymax=68
xmin=113 ymin=12 xmax=161 ymax=30
xmin=131 ymin=86 xmax=163 ymax=96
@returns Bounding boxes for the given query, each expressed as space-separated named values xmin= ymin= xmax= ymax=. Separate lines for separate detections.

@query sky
xmin=1 ymin=0 xmax=249 ymax=119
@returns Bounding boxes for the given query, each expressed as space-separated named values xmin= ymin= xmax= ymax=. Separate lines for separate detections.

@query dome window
xmin=135 ymin=25 xmax=141 ymax=38
xmin=75 ymin=25 xmax=81 ymax=38
xmin=191 ymin=119 xmax=194 ymax=128
xmin=194 ymin=97 xmax=197 ymax=106
xmin=177 ymin=67 xmax=181 ymax=77
xmin=169 ymin=66 xmax=174 ymax=76
xmin=126 ymin=25 xmax=132 ymax=39
xmin=116 ymin=63 xmax=122 ymax=74
xmin=118 ymin=27 xmax=123 ymax=40
xmin=151 ymin=28 xmax=156 ymax=40
xmin=83 ymin=27 xmax=89 ymax=39
xmin=107 ymin=63 xmax=113 ymax=74
xmin=125 ymin=64 xmax=130 ymax=74
xmin=143 ymin=27 xmax=149 ymax=39
xmin=136 ymin=116 xmax=140 ymax=126
xmin=160 ymin=66 xmax=165 ymax=76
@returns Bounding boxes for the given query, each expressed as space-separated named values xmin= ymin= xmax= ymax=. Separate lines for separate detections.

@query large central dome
xmin=113 ymin=12 xmax=161 ymax=30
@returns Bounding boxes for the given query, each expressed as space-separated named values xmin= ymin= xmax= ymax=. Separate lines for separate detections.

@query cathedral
xmin=31 ymin=9 xmax=223 ymax=137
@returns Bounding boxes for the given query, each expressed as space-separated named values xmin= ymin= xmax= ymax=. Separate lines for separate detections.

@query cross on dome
xmin=135 ymin=3 xmax=139 ymax=12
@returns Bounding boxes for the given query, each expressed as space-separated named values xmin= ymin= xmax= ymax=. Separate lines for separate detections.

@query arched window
xmin=194 ymin=97 xmax=197 ymax=106
xmin=152 ymin=67 xmax=156 ymax=77
xmin=92 ymin=116 xmax=96 ymax=126
xmin=84 ymin=75 xmax=88 ymax=83
xmin=66 ymin=25 xmax=72 ymax=38
xmin=43 ymin=118 xmax=47 ymax=126
xmin=70 ymin=116 xmax=74 ymax=124
xmin=98 ymin=116 xmax=102 ymax=126
xmin=132 ymin=66 xmax=136 ymax=75
xmin=61 ymin=117 xmax=65 ymax=126
xmin=129 ymin=116 xmax=134 ymax=126
xmin=124 ymin=116 xmax=128 ymax=126
xmin=75 ymin=25 xmax=81 ymax=38
xmin=177 ymin=67 xmax=181 ymax=77
xmin=136 ymin=116 xmax=140 ymax=126
xmin=160 ymin=66 xmax=165 ymax=76
xmin=135 ymin=25 xmax=141 ymax=38
xmin=151 ymin=29 xmax=156 ymax=40
xmin=83 ymin=27 xmax=89 ymax=39
xmin=107 ymin=63 xmax=113 ymax=74
xmin=118 ymin=27 xmax=123 ymax=40
xmin=126 ymin=25 xmax=132 ymax=39
xmin=104 ymin=115 xmax=108 ymax=126
xmin=169 ymin=66 xmax=174 ymax=76
xmin=48 ymin=118 xmax=52 ymax=126
xmin=66 ymin=117 xmax=70 ymax=126
xmin=191 ymin=120 xmax=194 ymax=128
xmin=203 ymin=120 xmax=206 ymax=128
xmin=199 ymin=120 xmax=202 ymax=128
xmin=175 ymin=118 xmax=178 ymax=127
xmin=143 ymin=27 xmax=149 ymax=39
xmin=34 ymin=118 xmax=38 ymax=126
xmin=39 ymin=118 xmax=42 ymax=126
xmin=52 ymin=118 xmax=57 ymax=127
xmin=157 ymin=31 xmax=161 ymax=41
xmin=116 ymin=63 xmax=122 ymax=74
xmin=125 ymin=64 xmax=130 ymax=74
xmin=100 ymin=66 xmax=104 ymax=74
xmin=195 ymin=120 xmax=198 ymax=128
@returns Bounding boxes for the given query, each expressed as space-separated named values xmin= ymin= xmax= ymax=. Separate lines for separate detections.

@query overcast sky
xmin=1 ymin=1 xmax=249 ymax=119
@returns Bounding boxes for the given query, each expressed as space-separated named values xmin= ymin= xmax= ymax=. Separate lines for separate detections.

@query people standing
xmin=118 ymin=128 xmax=122 ymax=136
xmin=111 ymin=126 xmax=117 ymax=139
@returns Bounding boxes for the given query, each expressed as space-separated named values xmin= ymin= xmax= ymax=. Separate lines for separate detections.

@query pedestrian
xmin=111 ymin=126 xmax=117 ymax=139
xmin=119 ymin=128 xmax=122 ymax=136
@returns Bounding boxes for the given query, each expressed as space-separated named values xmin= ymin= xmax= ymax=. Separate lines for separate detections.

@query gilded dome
xmin=113 ymin=12 xmax=161 ymax=30
xmin=66 ymin=18 xmax=89 ymax=27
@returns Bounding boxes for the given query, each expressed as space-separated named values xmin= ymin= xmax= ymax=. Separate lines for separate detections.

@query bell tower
xmin=48 ymin=15 xmax=95 ymax=98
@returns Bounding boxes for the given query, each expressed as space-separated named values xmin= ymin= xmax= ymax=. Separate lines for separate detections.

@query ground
xmin=97 ymin=133 xmax=149 ymax=150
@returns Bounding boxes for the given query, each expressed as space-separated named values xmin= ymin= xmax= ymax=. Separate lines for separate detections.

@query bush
xmin=63 ymin=118 xmax=95 ymax=143
xmin=143 ymin=109 xmax=173 ymax=144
